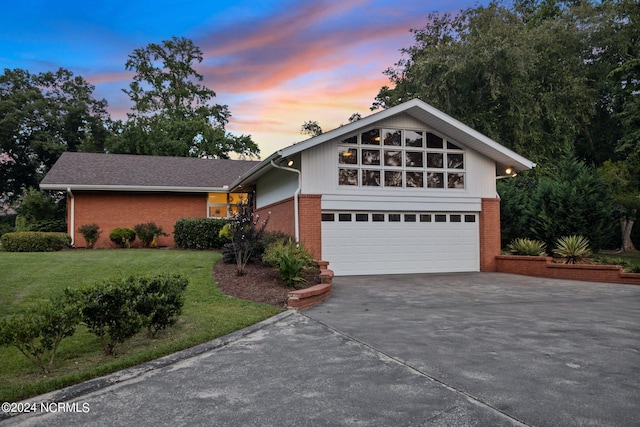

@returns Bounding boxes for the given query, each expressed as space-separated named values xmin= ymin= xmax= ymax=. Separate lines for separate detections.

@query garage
xmin=321 ymin=211 xmax=479 ymax=276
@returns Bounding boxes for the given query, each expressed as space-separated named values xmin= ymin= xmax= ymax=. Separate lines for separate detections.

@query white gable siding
xmin=255 ymin=168 xmax=298 ymax=209
xmin=301 ymin=113 xmax=497 ymax=207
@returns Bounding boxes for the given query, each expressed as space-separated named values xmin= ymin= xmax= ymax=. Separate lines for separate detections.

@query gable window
xmin=338 ymin=129 xmax=465 ymax=189
xmin=207 ymin=193 xmax=249 ymax=218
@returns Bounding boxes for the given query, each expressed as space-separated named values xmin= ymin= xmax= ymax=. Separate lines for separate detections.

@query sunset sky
xmin=1 ymin=0 xmax=485 ymax=157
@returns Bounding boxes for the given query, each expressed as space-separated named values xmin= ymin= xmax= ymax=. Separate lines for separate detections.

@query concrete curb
xmin=1 ymin=310 xmax=295 ymax=421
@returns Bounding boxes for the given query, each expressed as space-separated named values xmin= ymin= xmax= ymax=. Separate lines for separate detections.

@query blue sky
xmin=1 ymin=0 xmax=484 ymax=156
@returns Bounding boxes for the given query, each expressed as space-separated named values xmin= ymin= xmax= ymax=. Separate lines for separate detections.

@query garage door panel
xmin=322 ymin=211 xmax=479 ymax=276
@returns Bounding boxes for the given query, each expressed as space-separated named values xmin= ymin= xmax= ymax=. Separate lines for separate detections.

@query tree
xmin=499 ymin=158 xmax=615 ymax=251
xmin=301 ymin=120 xmax=323 ymax=137
xmin=0 ymin=68 xmax=110 ymax=205
xmin=373 ymin=1 xmax=607 ymax=165
xmin=599 ymin=160 xmax=640 ymax=252
xmin=110 ymin=36 xmax=259 ymax=159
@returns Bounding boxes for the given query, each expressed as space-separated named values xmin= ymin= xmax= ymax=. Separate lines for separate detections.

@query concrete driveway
xmin=3 ymin=273 xmax=640 ymax=426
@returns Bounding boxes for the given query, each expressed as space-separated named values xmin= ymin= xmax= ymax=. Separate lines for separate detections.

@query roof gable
xmin=40 ymin=152 xmax=258 ymax=192
xmin=233 ymin=99 xmax=535 ymax=187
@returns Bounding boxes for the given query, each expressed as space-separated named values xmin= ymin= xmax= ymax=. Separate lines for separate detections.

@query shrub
xmin=263 ymin=240 xmax=314 ymax=288
xmin=109 ymin=227 xmax=136 ymax=248
xmin=507 ymin=238 xmax=547 ymax=256
xmin=0 ymin=231 xmax=71 ymax=252
xmin=553 ymin=235 xmax=592 ymax=264
xmin=15 ymin=188 xmax=66 ymax=232
xmin=134 ymin=275 xmax=188 ymax=338
xmin=133 ymin=222 xmax=167 ymax=248
xmin=0 ymin=296 xmax=80 ymax=374
xmin=173 ymin=218 xmax=228 ymax=249
xmin=78 ymin=223 xmax=101 ymax=249
xmin=66 ymin=278 xmax=143 ymax=356
xmin=221 ymin=230 xmax=291 ymax=265
xmin=227 ymin=206 xmax=269 ymax=275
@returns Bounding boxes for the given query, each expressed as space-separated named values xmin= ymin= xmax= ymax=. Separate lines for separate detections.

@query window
xmin=420 ymin=214 xmax=432 ymax=222
xmin=435 ymin=214 xmax=447 ymax=223
xmin=339 ymin=213 xmax=352 ymax=222
xmin=337 ymin=128 xmax=465 ymax=190
xmin=389 ymin=214 xmax=401 ymax=222
xmin=321 ymin=213 xmax=335 ymax=221
xmin=450 ymin=214 xmax=462 ymax=222
xmin=372 ymin=213 xmax=385 ymax=222
xmin=356 ymin=213 xmax=369 ymax=222
xmin=207 ymin=193 xmax=249 ymax=219
xmin=465 ymin=215 xmax=476 ymax=223
xmin=404 ymin=214 xmax=416 ymax=222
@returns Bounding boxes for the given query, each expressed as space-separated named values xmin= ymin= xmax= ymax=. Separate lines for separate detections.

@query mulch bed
xmin=213 ymin=259 xmax=320 ymax=308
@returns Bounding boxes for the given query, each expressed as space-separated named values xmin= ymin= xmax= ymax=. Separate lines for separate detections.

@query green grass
xmin=0 ymin=249 xmax=282 ymax=402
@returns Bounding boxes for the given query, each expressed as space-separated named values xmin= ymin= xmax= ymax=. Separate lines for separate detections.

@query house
xmin=39 ymin=154 xmax=258 ymax=248
xmin=41 ymin=99 xmax=534 ymax=275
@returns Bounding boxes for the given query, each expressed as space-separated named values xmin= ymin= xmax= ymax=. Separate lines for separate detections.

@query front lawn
xmin=0 ymin=249 xmax=282 ymax=402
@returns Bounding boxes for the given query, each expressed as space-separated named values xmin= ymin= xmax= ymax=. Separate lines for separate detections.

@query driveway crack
xmin=303 ymin=313 xmax=532 ymax=427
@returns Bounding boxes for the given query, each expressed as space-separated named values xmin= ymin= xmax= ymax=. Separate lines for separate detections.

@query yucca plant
xmin=507 ymin=238 xmax=547 ymax=256
xmin=553 ymin=235 xmax=591 ymax=264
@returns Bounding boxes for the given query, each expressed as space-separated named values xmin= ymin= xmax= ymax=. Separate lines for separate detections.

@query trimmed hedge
xmin=1 ymin=232 xmax=71 ymax=252
xmin=174 ymin=218 xmax=229 ymax=249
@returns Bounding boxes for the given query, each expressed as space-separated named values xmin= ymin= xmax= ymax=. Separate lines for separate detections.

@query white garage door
xmin=321 ymin=212 xmax=479 ymax=276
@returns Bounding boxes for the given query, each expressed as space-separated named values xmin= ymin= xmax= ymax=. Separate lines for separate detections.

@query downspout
xmin=67 ymin=187 xmax=75 ymax=246
xmin=270 ymin=160 xmax=301 ymax=242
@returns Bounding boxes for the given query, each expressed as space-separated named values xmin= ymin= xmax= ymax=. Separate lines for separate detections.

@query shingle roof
xmin=40 ymin=152 xmax=258 ymax=192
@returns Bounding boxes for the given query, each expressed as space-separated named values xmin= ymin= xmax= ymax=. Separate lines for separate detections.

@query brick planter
xmin=287 ymin=260 xmax=333 ymax=310
xmin=495 ymin=255 xmax=640 ymax=285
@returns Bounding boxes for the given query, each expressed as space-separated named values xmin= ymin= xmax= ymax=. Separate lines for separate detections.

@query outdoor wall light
xmin=287 ymin=159 xmax=294 ymax=167
xmin=505 ymin=167 xmax=513 ymax=175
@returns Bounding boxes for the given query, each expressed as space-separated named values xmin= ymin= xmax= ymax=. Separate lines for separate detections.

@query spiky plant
xmin=507 ymin=238 xmax=547 ymax=256
xmin=553 ymin=235 xmax=591 ymax=264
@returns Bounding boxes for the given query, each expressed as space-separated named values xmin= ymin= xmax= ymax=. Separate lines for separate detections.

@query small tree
xmin=228 ymin=204 xmax=269 ymax=276
xmin=78 ymin=223 xmax=101 ymax=248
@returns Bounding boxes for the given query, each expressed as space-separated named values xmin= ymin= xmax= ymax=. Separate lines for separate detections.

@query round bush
xmin=109 ymin=228 xmax=136 ymax=248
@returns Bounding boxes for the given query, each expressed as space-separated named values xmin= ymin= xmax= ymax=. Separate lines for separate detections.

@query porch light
xmin=287 ymin=159 xmax=294 ymax=167
xmin=505 ymin=167 xmax=513 ymax=175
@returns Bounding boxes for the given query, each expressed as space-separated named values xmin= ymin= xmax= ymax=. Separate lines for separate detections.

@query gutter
xmin=270 ymin=160 xmax=301 ymax=242
xmin=67 ymin=187 xmax=75 ymax=246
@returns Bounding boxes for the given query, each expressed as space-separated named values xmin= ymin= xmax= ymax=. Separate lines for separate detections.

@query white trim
xmin=67 ymin=187 xmax=74 ymax=246
xmin=321 ymin=194 xmax=482 ymax=212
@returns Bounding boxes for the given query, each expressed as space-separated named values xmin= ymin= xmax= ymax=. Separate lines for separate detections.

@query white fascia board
xmin=280 ymin=98 xmax=535 ymax=171
xmin=39 ymin=184 xmax=229 ymax=193
xmin=229 ymin=152 xmax=281 ymax=190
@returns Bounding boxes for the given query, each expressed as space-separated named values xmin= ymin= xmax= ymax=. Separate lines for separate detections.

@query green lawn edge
xmin=0 ymin=249 xmax=283 ymax=402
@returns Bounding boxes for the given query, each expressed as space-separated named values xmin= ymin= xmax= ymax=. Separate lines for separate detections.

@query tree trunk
xmin=620 ymin=210 xmax=637 ymax=252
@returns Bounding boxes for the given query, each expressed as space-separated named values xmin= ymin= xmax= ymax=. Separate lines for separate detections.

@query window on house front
xmin=337 ymin=128 xmax=465 ymax=189
xmin=207 ymin=193 xmax=249 ymax=218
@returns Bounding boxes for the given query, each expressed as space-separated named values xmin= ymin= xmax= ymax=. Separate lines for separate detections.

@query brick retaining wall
xmin=495 ymin=255 xmax=640 ymax=285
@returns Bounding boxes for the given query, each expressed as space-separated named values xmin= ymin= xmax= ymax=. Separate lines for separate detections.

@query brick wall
xmin=479 ymin=198 xmax=501 ymax=272
xmin=255 ymin=194 xmax=322 ymax=259
xmin=496 ymin=255 xmax=640 ymax=285
xmin=71 ymin=191 xmax=206 ymax=248
xmin=255 ymin=197 xmax=295 ymax=237
xmin=299 ymin=194 xmax=321 ymax=259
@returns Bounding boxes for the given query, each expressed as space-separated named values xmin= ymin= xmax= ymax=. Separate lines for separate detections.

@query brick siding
xmin=254 ymin=194 xmax=322 ymax=259
xmin=479 ymin=198 xmax=501 ymax=272
xmin=70 ymin=191 xmax=206 ymax=248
